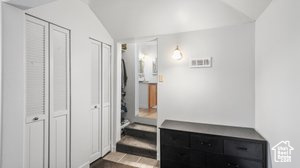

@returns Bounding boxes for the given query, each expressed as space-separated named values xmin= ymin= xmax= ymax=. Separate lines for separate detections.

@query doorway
xmin=120 ymin=40 xmax=158 ymax=126
xmin=114 ymin=39 xmax=158 ymax=163
xmin=137 ymin=40 xmax=158 ymax=120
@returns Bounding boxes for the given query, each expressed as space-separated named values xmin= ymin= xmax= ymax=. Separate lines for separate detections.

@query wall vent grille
xmin=189 ymin=57 xmax=212 ymax=68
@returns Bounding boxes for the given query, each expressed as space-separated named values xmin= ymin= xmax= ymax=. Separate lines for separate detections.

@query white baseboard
xmin=78 ymin=161 xmax=90 ymax=168
xmin=157 ymin=153 xmax=160 ymax=161
xmin=112 ymin=145 xmax=116 ymax=152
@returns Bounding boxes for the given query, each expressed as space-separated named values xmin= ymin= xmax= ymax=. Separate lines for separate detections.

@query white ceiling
xmin=220 ymin=0 xmax=272 ymax=20
xmin=4 ymin=0 xmax=271 ymax=39
xmin=88 ymin=0 xmax=271 ymax=40
xmin=3 ymin=0 xmax=56 ymax=9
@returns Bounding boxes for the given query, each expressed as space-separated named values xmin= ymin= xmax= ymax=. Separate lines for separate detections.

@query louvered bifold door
xmin=101 ymin=44 xmax=111 ymax=156
xmin=25 ymin=15 xmax=49 ymax=168
xmin=89 ymin=39 xmax=102 ymax=163
xmin=49 ymin=24 xmax=70 ymax=168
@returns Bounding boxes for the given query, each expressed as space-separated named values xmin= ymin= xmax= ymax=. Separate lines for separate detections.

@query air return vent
xmin=189 ymin=57 xmax=212 ymax=68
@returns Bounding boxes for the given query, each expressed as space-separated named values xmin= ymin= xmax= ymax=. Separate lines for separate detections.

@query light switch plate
xmin=159 ymin=75 xmax=164 ymax=82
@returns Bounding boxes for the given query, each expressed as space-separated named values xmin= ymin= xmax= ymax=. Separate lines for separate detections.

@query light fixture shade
xmin=172 ymin=46 xmax=183 ymax=60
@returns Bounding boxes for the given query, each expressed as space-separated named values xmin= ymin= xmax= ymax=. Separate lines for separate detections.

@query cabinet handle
xmin=199 ymin=141 xmax=212 ymax=147
xmin=226 ymin=162 xmax=240 ymax=168
xmin=237 ymin=146 xmax=248 ymax=151
xmin=33 ymin=117 xmax=39 ymax=121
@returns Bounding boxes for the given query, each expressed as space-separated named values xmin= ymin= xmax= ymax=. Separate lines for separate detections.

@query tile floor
xmin=104 ymin=152 xmax=159 ymax=168
xmin=91 ymin=159 xmax=135 ymax=168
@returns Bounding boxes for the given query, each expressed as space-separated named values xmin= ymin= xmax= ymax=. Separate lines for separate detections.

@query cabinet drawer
xmin=161 ymin=129 xmax=189 ymax=147
xmin=191 ymin=134 xmax=223 ymax=154
xmin=161 ymin=145 xmax=189 ymax=163
xmin=189 ymin=150 xmax=206 ymax=166
xmin=160 ymin=159 xmax=188 ymax=168
xmin=207 ymin=156 xmax=263 ymax=168
xmin=224 ymin=140 xmax=263 ymax=160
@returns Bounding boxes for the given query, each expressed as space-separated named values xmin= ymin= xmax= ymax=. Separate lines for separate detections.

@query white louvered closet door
xmin=89 ymin=39 xmax=102 ymax=163
xmin=101 ymin=43 xmax=111 ymax=156
xmin=49 ymin=24 xmax=70 ymax=168
xmin=25 ymin=16 xmax=49 ymax=168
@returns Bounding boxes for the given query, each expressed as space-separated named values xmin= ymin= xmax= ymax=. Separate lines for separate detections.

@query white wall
xmin=1 ymin=0 xmax=113 ymax=167
xmin=0 ymin=2 xmax=2 ymax=166
xmin=156 ymin=23 xmax=255 ymax=159
xmin=113 ymin=43 xmax=122 ymax=149
xmin=1 ymin=3 xmax=25 ymax=168
xmin=255 ymin=0 xmax=300 ymax=167
xmin=158 ymin=23 xmax=255 ymax=128
xmin=123 ymin=43 xmax=137 ymax=123
xmin=139 ymin=83 xmax=148 ymax=108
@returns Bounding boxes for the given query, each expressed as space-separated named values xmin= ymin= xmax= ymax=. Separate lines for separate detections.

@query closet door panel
xmin=49 ymin=24 xmax=70 ymax=168
xmin=25 ymin=121 xmax=47 ymax=168
xmin=102 ymin=106 xmax=110 ymax=154
xmin=51 ymin=115 xmax=68 ymax=168
xmin=25 ymin=15 xmax=49 ymax=168
xmin=102 ymin=44 xmax=111 ymax=156
xmin=90 ymin=39 xmax=102 ymax=162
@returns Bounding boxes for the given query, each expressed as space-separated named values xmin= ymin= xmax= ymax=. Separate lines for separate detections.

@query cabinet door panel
xmin=161 ymin=129 xmax=189 ymax=147
xmin=191 ymin=134 xmax=223 ymax=154
xmin=224 ymin=139 xmax=263 ymax=160
xmin=207 ymin=155 xmax=263 ymax=168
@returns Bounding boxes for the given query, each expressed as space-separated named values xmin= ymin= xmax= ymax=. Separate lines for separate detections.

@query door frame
xmin=25 ymin=13 xmax=72 ymax=168
xmin=89 ymin=37 xmax=114 ymax=157
xmin=112 ymin=38 xmax=158 ymax=150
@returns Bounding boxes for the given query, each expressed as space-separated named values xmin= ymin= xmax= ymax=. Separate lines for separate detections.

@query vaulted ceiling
xmin=88 ymin=0 xmax=271 ymax=40
xmin=4 ymin=0 xmax=272 ymax=40
xmin=3 ymin=0 xmax=55 ymax=9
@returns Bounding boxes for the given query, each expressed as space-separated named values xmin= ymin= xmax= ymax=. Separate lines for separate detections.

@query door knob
xmin=33 ymin=117 xmax=39 ymax=121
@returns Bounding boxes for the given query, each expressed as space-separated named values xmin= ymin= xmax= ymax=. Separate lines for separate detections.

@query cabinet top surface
xmin=160 ymin=120 xmax=266 ymax=141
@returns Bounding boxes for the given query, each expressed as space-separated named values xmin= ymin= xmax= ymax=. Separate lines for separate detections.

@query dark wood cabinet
xmin=160 ymin=120 xmax=267 ymax=168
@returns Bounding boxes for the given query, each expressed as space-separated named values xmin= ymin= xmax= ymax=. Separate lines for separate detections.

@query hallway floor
xmin=94 ymin=152 xmax=159 ymax=168
xmin=91 ymin=158 xmax=135 ymax=168
xmin=138 ymin=108 xmax=157 ymax=119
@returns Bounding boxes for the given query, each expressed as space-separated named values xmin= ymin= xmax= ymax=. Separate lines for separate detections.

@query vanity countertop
xmin=139 ymin=81 xmax=157 ymax=84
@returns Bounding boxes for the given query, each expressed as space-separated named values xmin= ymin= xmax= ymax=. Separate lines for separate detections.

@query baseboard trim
xmin=78 ymin=161 xmax=90 ymax=168
xmin=112 ymin=145 xmax=116 ymax=152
